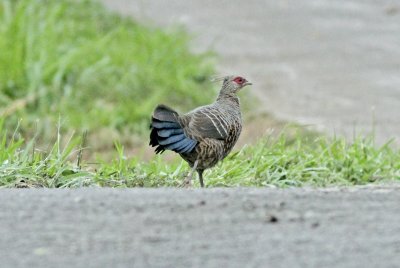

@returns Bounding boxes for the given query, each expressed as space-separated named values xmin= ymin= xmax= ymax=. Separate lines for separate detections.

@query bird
xmin=149 ymin=75 xmax=252 ymax=187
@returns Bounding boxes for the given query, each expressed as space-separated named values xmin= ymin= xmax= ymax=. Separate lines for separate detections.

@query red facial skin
xmin=233 ymin=76 xmax=247 ymax=85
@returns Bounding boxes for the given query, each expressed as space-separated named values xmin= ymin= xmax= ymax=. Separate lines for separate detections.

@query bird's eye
xmin=233 ymin=77 xmax=244 ymax=84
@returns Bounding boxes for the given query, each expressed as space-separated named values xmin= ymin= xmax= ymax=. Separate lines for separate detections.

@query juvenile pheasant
xmin=149 ymin=75 xmax=252 ymax=187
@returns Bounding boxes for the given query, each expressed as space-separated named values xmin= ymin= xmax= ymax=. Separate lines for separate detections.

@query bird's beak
xmin=244 ymin=81 xmax=252 ymax=87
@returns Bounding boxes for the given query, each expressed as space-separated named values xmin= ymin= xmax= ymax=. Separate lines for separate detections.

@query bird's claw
xmin=179 ymin=177 xmax=192 ymax=188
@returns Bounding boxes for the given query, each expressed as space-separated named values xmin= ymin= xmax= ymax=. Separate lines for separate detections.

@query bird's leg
xmin=180 ymin=160 xmax=198 ymax=188
xmin=197 ymin=169 xmax=204 ymax=188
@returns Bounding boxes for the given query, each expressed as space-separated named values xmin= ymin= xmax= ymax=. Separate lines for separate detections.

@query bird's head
xmin=220 ymin=75 xmax=252 ymax=95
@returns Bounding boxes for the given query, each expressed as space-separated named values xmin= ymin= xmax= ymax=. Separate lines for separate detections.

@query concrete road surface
xmin=1 ymin=188 xmax=400 ymax=268
xmin=102 ymin=0 xmax=400 ymax=144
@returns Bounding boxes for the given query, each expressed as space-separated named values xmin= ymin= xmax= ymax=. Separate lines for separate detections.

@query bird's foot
xmin=179 ymin=177 xmax=192 ymax=188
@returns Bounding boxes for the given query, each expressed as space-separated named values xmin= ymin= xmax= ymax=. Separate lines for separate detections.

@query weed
xmin=0 ymin=124 xmax=398 ymax=188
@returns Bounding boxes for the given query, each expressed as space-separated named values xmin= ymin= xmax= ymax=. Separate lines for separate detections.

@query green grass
xmin=1 ymin=123 xmax=398 ymax=188
xmin=0 ymin=0 xmax=215 ymax=140
xmin=0 ymin=0 xmax=398 ymax=188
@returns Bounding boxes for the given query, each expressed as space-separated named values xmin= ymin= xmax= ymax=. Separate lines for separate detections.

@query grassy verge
xmin=0 ymin=0 xmax=398 ymax=188
xmin=1 ymin=124 xmax=398 ymax=188
xmin=0 ymin=0 xmax=215 ymax=143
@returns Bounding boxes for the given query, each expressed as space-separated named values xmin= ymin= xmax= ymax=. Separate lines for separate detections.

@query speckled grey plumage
xmin=150 ymin=75 xmax=252 ymax=187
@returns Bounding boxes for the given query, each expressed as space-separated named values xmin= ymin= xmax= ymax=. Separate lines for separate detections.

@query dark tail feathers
xmin=149 ymin=105 xmax=197 ymax=154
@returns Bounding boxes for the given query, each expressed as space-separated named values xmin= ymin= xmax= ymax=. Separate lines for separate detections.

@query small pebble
xmin=267 ymin=214 xmax=279 ymax=223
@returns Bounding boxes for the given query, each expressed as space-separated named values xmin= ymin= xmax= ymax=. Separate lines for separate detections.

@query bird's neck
xmin=216 ymin=92 xmax=240 ymax=107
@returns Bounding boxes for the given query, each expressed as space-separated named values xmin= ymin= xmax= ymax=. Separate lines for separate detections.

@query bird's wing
xmin=183 ymin=106 xmax=229 ymax=140
xmin=150 ymin=104 xmax=198 ymax=154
